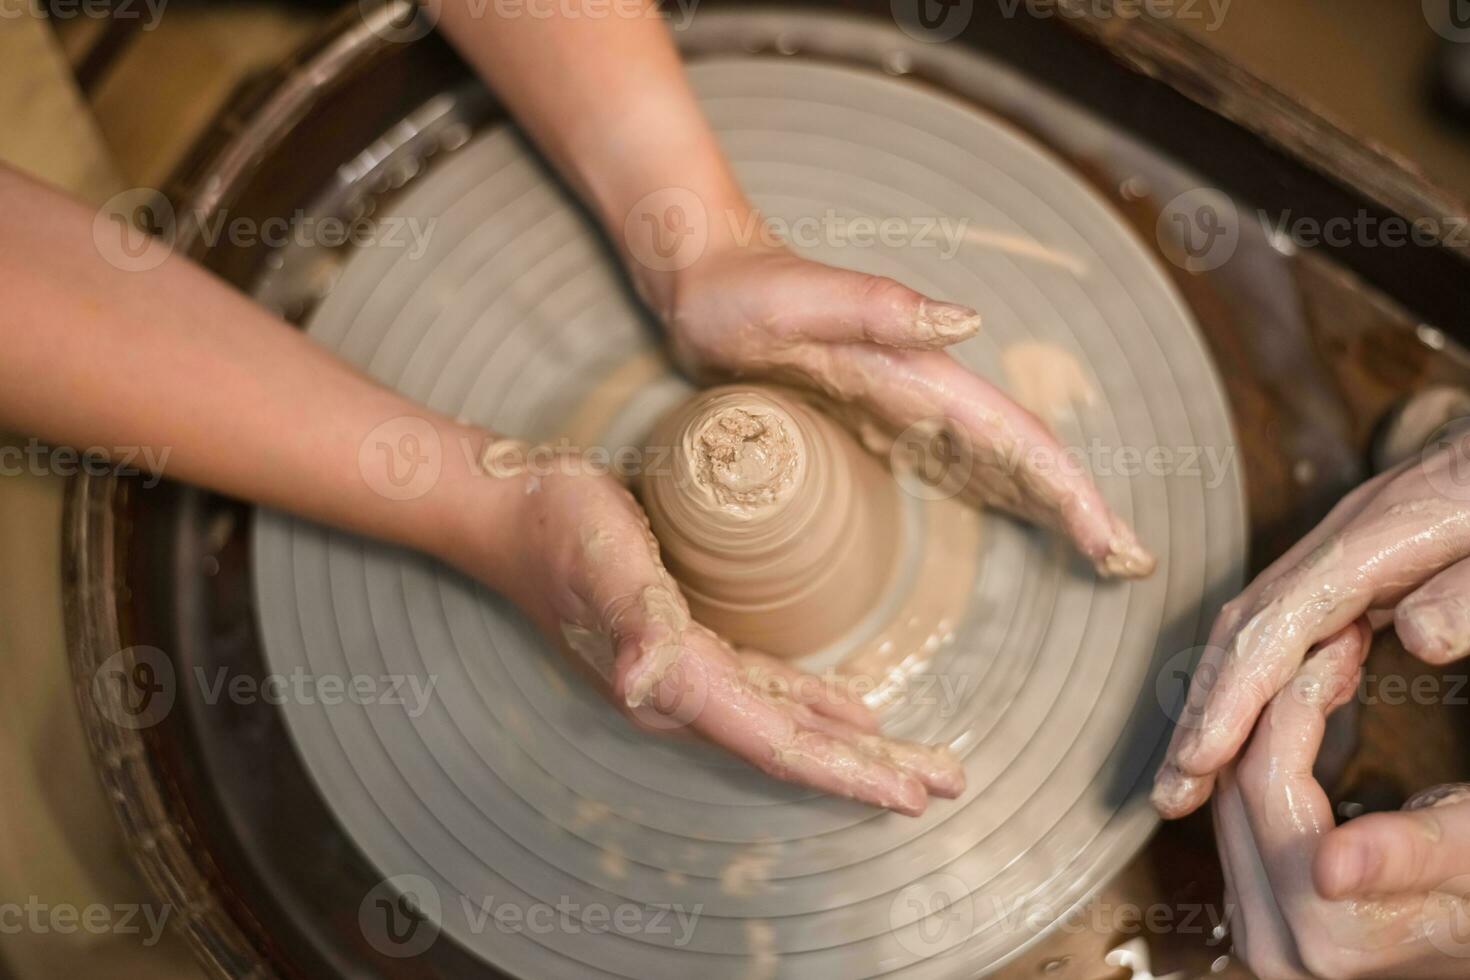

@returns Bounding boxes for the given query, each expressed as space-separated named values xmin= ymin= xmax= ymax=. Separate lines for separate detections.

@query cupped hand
xmin=463 ymin=444 xmax=965 ymax=815
xmin=646 ymin=238 xmax=1155 ymax=578
xmin=1154 ymin=444 xmax=1470 ymax=819
xmin=1213 ymin=620 xmax=1470 ymax=978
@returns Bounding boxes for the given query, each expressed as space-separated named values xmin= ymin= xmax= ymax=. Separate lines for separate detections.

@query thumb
xmin=1315 ymin=786 xmax=1470 ymax=898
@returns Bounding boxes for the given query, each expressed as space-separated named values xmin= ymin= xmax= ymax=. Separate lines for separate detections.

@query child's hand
xmin=641 ymin=239 xmax=1154 ymax=579
xmin=460 ymin=448 xmax=966 ymax=815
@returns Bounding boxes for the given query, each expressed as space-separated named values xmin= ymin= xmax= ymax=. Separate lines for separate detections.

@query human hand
xmin=639 ymin=234 xmax=1155 ymax=579
xmin=457 ymin=443 xmax=966 ymax=815
xmin=1154 ymin=445 xmax=1470 ymax=818
xmin=1212 ymin=620 xmax=1470 ymax=978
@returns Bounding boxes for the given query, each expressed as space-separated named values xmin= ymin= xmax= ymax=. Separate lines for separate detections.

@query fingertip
xmin=1094 ymin=533 xmax=1157 ymax=579
xmin=929 ymin=760 xmax=966 ymax=799
xmin=1151 ymin=763 xmax=1212 ymax=819
xmin=885 ymin=774 xmax=930 ymax=817
xmin=1395 ymin=601 xmax=1464 ymax=665
xmin=911 ymin=300 xmax=981 ymax=348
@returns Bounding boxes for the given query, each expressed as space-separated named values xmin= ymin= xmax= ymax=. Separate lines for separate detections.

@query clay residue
xmin=838 ymin=496 xmax=981 ymax=707
xmin=688 ymin=403 xmax=799 ymax=512
xmin=1001 ymin=341 xmax=1098 ymax=425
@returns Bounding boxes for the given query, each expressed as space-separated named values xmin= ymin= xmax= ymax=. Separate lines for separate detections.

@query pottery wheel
xmin=252 ymin=58 xmax=1244 ymax=978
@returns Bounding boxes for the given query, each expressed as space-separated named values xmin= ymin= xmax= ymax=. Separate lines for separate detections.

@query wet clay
xmin=837 ymin=495 xmax=980 ymax=708
xmin=1002 ymin=341 xmax=1099 ymax=425
xmin=640 ymin=385 xmax=902 ymax=658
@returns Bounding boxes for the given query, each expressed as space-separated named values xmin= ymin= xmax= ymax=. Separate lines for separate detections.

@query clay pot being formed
xmin=639 ymin=384 xmax=902 ymax=658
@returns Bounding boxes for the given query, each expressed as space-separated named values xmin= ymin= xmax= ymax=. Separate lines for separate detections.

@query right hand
xmin=457 ymin=443 xmax=966 ymax=816
xmin=638 ymin=234 xmax=1156 ymax=579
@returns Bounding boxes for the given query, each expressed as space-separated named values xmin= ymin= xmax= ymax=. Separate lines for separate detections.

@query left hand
xmin=639 ymin=234 xmax=1154 ymax=578
xmin=1214 ymin=620 xmax=1470 ymax=978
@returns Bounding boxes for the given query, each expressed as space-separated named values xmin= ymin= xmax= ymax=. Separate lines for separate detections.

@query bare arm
xmin=434 ymin=0 xmax=746 ymax=312
xmin=436 ymin=0 xmax=1153 ymax=575
xmin=0 ymin=164 xmax=963 ymax=814
xmin=0 ymin=166 xmax=498 ymax=563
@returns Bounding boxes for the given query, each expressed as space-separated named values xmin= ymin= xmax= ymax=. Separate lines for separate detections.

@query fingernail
xmin=1150 ymin=763 xmax=1197 ymax=817
xmin=1321 ymin=840 xmax=1370 ymax=898
xmin=1399 ymin=600 xmax=1463 ymax=662
xmin=916 ymin=301 xmax=981 ymax=343
xmin=1095 ymin=517 xmax=1156 ymax=579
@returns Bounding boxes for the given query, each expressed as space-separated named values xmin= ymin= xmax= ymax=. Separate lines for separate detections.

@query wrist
xmin=615 ymin=185 xmax=759 ymax=323
xmin=409 ymin=422 xmax=529 ymax=588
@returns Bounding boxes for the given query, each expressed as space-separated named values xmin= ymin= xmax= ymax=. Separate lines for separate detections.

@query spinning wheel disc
xmin=252 ymin=57 xmax=1244 ymax=978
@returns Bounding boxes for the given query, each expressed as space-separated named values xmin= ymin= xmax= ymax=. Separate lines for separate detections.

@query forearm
xmin=435 ymin=0 xmax=750 ymax=306
xmin=0 ymin=166 xmax=511 ymax=567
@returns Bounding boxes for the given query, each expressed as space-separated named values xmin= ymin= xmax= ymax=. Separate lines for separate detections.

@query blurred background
xmin=2 ymin=2 xmax=1469 ymax=978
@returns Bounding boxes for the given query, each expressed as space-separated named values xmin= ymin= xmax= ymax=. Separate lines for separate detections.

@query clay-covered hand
xmin=1154 ymin=446 xmax=1470 ymax=819
xmin=466 ymin=446 xmax=966 ymax=815
xmin=1213 ymin=620 xmax=1470 ymax=978
xmin=644 ymin=237 xmax=1154 ymax=578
